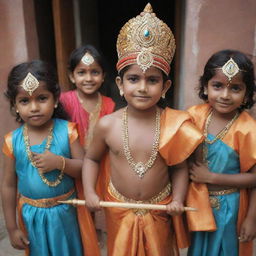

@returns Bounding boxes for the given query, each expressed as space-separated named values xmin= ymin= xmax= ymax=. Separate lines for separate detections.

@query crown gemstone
xmin=144 ymin=29 xmax=150 ymax=37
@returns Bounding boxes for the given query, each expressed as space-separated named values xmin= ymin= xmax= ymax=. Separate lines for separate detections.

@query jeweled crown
xmin=116 ymin=3 xmax=176 ymax=75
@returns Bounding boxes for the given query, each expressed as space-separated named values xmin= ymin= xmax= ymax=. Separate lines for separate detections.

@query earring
xmin=242 ymin=99 xmax=247 ymax=105
xmin=161 ymin=93 xmax=166 ymax=99
xmin=54 ymin=103 xmax=58 ymax=108
xmin=120 ymin=91 xmax=124 ymax=97
xmin=203 ymin=89 xmax=208 ymax=95
xmin=16 ymin=109 xmax=19 ymax=113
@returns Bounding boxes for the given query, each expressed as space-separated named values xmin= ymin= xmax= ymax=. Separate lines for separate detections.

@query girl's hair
xmin=68 ymin=44 xmax=106 ymax=73
xmin=199 ymin=49 xmax=255 ymax=110
xmin=5 ymin=60 xmax=68 ymax=123
xmin=117 ymin=65 xmax=170 ymax=108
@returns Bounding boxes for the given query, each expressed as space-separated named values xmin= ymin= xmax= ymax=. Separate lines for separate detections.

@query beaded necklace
xmin=122 ymin=106 xmax=160 ymax=178
xmin=23 ymin=123 xmax=64 ymax=187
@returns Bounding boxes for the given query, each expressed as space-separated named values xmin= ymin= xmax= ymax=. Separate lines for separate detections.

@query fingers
xmin=11 ymin=234 xmax=29 ymax=249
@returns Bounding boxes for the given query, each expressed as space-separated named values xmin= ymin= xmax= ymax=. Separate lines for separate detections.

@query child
xmin=1 ymin=60 xmax=84 ymax=256
xmin=187 ymin=49 xmax=256 ymax=256
xmin=83 ymin=4 xmax=204 ymax=256
xmin=60 ymin=44 xmax=115 ymax=254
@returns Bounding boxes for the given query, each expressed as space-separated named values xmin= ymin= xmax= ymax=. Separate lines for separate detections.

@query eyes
xmin=126 ymin=75 xmax=161 ymax=84
xmin=76 ymin=69 xmax=102 ymax=76
xmin=210 ymin=82 xmax=245 ymax=93
xmin=17 ymin=94 xmax=49 ymax=105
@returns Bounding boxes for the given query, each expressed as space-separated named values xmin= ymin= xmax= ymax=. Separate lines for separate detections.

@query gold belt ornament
xmin=209 ymin=188 xmax=238 ymax=210
xmin=109 ymin=180 xmax=171 ymax=215
xmin=19 ymin=188 xmax=75 ymax=208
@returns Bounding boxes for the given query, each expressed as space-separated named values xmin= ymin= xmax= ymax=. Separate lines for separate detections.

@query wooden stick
xmin=58 ymin=199 xmax=197 ymax=211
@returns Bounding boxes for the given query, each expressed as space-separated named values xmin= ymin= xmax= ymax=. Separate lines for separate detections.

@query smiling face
xmin=205 ymin=69 xmax=247 ymax=116
xmin=69 ymin=60 xmax=105 ymax=96
xmin=15 ymin=81 xmax=56 ymax=128
xmin=116 ymin=64 xmax=171 ymax=111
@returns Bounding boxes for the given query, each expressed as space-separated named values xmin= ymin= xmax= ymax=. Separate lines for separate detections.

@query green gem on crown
xmin=144 ymin=29 xmax=150 ymax=37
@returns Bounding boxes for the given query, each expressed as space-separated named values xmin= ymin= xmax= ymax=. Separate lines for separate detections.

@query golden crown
xmin=116 ymin=3 xmax=176 ymax=75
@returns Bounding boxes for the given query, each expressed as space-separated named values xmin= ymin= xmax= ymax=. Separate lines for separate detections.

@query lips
xmin=29 ymin=115 xmax=43 ymax=120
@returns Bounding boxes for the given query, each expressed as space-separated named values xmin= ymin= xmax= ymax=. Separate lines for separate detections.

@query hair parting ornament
xmin=216 ymin=57 xmax=244 ymax=85
xmin=81 ymin=52 xmax=95 ymax=66
xmin=116 ymin=3 xmax=176 ymax=75
xmin=21 ymin=72 xmax=39 ymax=95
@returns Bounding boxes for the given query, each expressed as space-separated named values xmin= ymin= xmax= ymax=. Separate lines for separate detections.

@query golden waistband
xmin=109 ymin=180 xmax=171 ymax=204
xmin=109 ymin=181 xmax=171 ymax=215
xmin=208 ymin=188 xmax=238 ymax=196
xmin=19 ymin=188 xmax=75 ymax=208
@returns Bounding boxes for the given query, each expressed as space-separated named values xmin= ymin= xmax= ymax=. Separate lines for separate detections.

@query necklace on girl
xmin=203 ymin=110 xmax=239 ymax=163
xmin=23 ymin=123 xmax=64 ymax=187
xmin=122 ymin=106 xmax=160 ymax=178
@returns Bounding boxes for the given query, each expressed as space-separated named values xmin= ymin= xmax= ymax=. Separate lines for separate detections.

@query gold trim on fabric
xmin=19 ymin=188 xmax=75 ymax=208
xmin=109 ymin=180 xmax=171 ymax=215
xmin=209 ymin=188 xmax=238 ymax=210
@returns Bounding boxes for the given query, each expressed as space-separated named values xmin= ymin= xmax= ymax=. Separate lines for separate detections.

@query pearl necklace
xmin=23 ymin=123 xmax=64 ymax=187
xmin=122 ymin=106 xmax=160 ymax=178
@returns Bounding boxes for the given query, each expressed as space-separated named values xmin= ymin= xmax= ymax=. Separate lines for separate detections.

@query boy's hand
xmin=189 ymin=162 xmax=212 ymax=183
xmin=166 ymin=200 xmax=184 ymax=216
xmin=239 ymin=216 xmax=256 ymax=242
xmin=85 ymin=193 xmax=101 ymax=211
xmin=9 ymin=229 xmax=29 ymax=250
xmin=32 ymin=151 xmax=62 ymax=173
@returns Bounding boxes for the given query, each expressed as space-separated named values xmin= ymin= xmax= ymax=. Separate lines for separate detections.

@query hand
xmin=85 ymin=192 xmax=101 ymax=211
xmin=239 ymin=216 xmax=256 ymax=242
xmin=166 ymin=200 xmax=184 ymax=216
xmin=32 ymin=151 xmax=62 ymax=173
xmin=189 ymin=162 xmax=212 ymax=183
xmin=9 ymin=229 xmax=29 ymax=250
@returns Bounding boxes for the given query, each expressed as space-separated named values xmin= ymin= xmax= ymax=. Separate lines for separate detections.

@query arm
xmin=239 ymin=188 xmax=256 ymax=242
xmin=166 ymin=160 xmax=188 ymax=215
xmin=190 ymin=163 xmax=256 ymax=188
xmin=32 ymin=138 xmax=84 ymax=178
xmin=83 ymin=119 xmax=108 ymax=210
xmin=1 ymin=156 xmax=29 ymax=249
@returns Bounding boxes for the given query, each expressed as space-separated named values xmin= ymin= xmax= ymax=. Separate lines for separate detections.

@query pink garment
xmin=60 ymin=90 xmax=115 ymax=146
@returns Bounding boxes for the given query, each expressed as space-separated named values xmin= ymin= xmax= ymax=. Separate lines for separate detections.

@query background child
xmin=83 ymin=4 xmax=203 ymax=256
xmin=1 ymin=60 xmax=84 ymax=256
xmin=187 ymin=49 xmax=256 ymax=256
xmin=60 ymin=44 xmax=115 ymax=253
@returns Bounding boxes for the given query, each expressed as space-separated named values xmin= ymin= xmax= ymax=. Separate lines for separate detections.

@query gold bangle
xmin=60 ymin=156 xmax=66 ymax=172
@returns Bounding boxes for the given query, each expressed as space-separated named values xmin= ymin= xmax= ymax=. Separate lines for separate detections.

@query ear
xmin=115 ymin=76 xmax=124 ymax=95
xmin=68 ymin=72 xmax=75 ymax=84
xmin=162 ymin=80 xmax=171 ymax=95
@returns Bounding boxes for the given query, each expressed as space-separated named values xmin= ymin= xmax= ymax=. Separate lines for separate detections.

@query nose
xmin=30 ymin=101 xmax=39 ymax=112
xmin=84 ymin=73 xmax=92 ymax=81
xmin=138 ymin=81 xmax=147 ymax=93
xmin=221 ymin=88 xmax=230 ymax=99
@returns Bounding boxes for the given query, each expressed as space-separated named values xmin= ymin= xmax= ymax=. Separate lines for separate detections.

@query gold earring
xmin=204 ymin=89 xmax=208 ymax=95
xmin=120 ymin=91 xmax=124 ymax=97
xmin=161 ymin=93 xmax=165 ymax=99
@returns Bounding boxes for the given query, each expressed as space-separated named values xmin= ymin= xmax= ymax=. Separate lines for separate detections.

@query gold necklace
xmin=23 ymin=123 xmax=64 ymax=187
xmin=203 ymin=110 xmax=239 ymax=163
xmin=122 ymin=106 xmax=160 ymax=178
xmin=204 ymin=110 xmax=239 ymax=144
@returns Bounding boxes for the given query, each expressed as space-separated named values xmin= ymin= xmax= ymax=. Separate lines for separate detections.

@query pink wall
xmin=0 ymin=0 xmax=39 ymax=183
xmin=177 ymin=0 xmax=256 ymax=110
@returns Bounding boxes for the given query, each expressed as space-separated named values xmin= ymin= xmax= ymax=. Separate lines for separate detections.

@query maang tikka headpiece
xmin=217 ymin=57 xmax=242 ymax=83
xmin=116 ymin=3 xmax=176 ymax=75
xmin=81 ymin=52 xmax=95 ymax=66
xmin=21 ymin=72 xmax=39 ymax=95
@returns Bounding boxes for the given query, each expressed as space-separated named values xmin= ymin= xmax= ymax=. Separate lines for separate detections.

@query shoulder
xmin=98 ymin=109 xmax=121 ymax=128
xmin=236 ymin=111 xmax=256 ymax=131
xmin=187 ymin=103 xmax=210 ymax=117
xmin=60 ymin=90 xmax=76 ymax=103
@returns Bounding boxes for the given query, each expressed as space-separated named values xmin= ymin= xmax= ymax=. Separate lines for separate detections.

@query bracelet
xmin=60 ymin=156 xmax=66 ymax=172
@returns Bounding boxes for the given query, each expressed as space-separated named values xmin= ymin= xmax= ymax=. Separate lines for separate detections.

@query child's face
xmin=116 ymin=65 xmax=170 ymax=110
xmin=15 ymin=82 xmax=56 ymax=127
xmin=69 ymin=60 xmax=104 ymax=96
xmin=205 ymin=69 xmax=246 ymax=115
